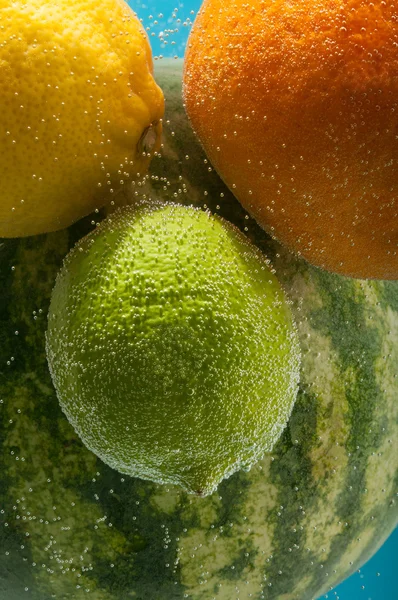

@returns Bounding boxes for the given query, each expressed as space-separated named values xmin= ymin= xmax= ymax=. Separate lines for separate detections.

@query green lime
xmin=46 ymin=201 xmax=300 ymax=496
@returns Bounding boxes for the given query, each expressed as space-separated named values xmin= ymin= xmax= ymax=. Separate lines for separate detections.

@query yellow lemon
xmin=0 ymin=0 xmax=164 ymax=237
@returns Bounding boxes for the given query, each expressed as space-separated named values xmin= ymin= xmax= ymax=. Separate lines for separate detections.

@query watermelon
xmin=0 ymin=58 xmax=397 ymax=600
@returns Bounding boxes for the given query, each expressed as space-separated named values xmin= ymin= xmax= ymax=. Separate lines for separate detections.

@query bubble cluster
xmin=1 ymin=7 xmax=397 ymax=599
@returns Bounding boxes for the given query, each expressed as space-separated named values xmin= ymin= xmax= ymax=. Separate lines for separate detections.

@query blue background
xmin=128 ymin=1 xmax=397 ymax=598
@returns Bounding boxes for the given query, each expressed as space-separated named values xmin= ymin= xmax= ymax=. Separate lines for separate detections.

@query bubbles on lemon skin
xmin=46 ymin=199 xmax=301 ymax=496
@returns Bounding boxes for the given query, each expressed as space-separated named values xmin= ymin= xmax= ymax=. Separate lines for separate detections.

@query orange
xmin=183 ymin=0 xmax=398 ymax=280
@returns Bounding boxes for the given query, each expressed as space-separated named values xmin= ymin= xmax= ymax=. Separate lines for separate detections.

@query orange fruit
xmin=183 ymin=0 xmax=398 ymax=280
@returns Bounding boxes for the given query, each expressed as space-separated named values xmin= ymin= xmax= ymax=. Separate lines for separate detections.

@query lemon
xmin=0 ymin=0 xmax=164 ymax=238
xmin=46 ymin=201 xmax=301 ymax=496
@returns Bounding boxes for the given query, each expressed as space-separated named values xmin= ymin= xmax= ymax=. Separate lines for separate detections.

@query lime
xmin=46 ymin=201 xmax=300 ymax=496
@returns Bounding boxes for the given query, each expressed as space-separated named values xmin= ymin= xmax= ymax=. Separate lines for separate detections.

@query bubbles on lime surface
xmin=46 ymin=199 xmax=301 ymax=496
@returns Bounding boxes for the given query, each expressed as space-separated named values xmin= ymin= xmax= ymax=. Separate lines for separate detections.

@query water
xmin=0 ymin=1 xmax=396 ymax=599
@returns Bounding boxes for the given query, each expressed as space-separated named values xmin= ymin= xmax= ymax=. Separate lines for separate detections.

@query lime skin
xmin=46 ymin=200 xmax=300 ymax=496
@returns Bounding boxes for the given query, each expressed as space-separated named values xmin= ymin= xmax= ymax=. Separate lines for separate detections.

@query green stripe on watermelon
xmin=0 ymin=59 xmax=397 ymax=600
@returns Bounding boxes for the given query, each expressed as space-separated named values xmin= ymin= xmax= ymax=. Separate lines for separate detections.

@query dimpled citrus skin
xmin=183 ymin=0 xmax=398 ymax=280
xmin=46 ymin=201 xmax=300 ymax=496
xmin=0 ymin=0 xmax=164 ymax=238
